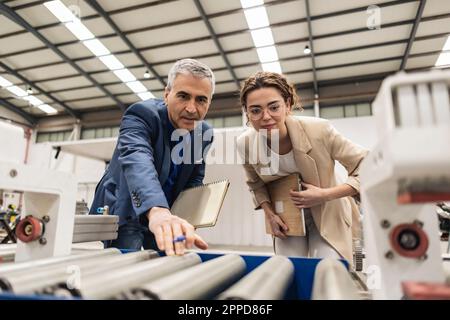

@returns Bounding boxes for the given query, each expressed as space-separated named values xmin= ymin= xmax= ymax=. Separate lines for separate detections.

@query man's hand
xmin=147 ymin=207 xmax=208 ymax=256
xmin=290 ymin=182 xmax=329 ymax=209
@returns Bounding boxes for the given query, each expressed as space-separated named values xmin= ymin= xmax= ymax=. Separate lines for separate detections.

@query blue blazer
xmin=89 ymin=99 xmax=214 ymax=226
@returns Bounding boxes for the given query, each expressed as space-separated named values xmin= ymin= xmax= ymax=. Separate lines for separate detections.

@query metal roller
xmin=47 ymin=252 xmax=202 ymax=299
xmin=218 ymin=255 xmax=294 ymax=300
xmin=311 ymin=258 xmax=360 ymax=300
xmin=128 ymin=254 xmax=246 ymax=300
xmin=1 ymin=250 xmax=158 ymax=294
xmin=72 ymin=224 xmax=118 ymax=233
xmin=73 ymin=215 xmax=118 ymax=224
xmin=0 ymin=247 xmax=120 ymax=274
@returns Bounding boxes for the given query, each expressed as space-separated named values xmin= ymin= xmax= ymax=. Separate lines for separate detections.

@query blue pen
xmin=173 ymin=235 xmax=186 ymax=243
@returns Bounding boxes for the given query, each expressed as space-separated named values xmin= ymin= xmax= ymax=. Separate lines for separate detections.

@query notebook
xmin=265 ymin=173 xmax=306 ymax=236
xmin=171 ymin=180 xmax=230 ymax=228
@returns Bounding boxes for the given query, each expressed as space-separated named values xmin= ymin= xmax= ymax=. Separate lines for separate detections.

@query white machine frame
xmin=361 ymin=70 xmax=450 ymax=299
xmin=0 ymin=161 xmax=77 ymax=262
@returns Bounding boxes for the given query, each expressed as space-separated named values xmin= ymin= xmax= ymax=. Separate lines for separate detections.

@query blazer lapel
xmin=286 ymin=116 xmax=321 ymax=188
xmin=158 ymin=108 xmax=171 ymax=186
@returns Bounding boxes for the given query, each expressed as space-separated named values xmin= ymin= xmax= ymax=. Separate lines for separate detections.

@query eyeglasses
xmin=247 ymin=104 xmax=283 ymax=121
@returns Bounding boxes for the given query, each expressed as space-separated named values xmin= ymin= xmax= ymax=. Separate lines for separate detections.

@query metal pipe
xmin=311 ymin=258 xmax=360 ymax=300
xmin=0 ymin=249 xmax=15 ymax=263
xmin=3 ymin=250 xmax=158 ymax=295
xmin=74 ymin=215 xmax=118 ymax=224
xmin=72 ymin=232 xmax=117 ymax=243
xmin=128 ymin=254 xmax=246 ymax=300
xmin=48 ymin=252 xmax=202 ymax=299
xmin=218 ymin=255 xmax=294 ymax=300
xmin=0 ymin=248 xmax=120 ymax=274
xmin=73 ymin=224 xmax=118 ymax=233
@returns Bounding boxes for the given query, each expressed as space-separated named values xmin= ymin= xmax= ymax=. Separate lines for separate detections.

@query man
xmin=89 ymin=59 xmax=215 ymax=256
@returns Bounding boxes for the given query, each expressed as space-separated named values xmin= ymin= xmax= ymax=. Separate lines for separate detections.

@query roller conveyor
xmin=218 ymin=255 xmax=294 ymax=300
xmin=126 ymin=254 xmax=246 ymax=300
xmin=46 ymin=252 xmax=202 ymax=299
xmin=0 ymin=250 xmax=158 ymax=295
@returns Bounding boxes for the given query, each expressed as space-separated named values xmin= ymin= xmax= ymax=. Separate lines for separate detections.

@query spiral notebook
xmin=171 ymin=180 xmax=230 ymax=228
xmin=266 ymin=173 xmax=306 ymax=236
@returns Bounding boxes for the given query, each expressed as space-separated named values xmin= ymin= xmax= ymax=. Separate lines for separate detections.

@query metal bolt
xmin=24 ymin=224 xmax=33 ymax=236
xmin=413 ymin=220 xmax=424 ymax=228
xmin=42 ymin=215 xmax=50 ymax=223
xmin=381 ymin=220 xmax=391 ymax=229
xmin=385 ymin=251 xmax=394 ymax=259
xmin=39 ymin=238 xmax=47 ymax=245
xmin=9 ymin=169 xmax=17 ymax=178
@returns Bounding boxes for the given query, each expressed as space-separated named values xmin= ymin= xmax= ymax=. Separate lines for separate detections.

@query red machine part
xmin=389 ymin=223 xmax=429 ymax=258
xmin=398 ymin=191 xmax=450 ymax=204
xmin=15 ymin=216 xmax=43 ymax=243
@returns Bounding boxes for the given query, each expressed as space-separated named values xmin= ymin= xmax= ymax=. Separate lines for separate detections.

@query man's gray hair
xmin=167 ymin=58 xmax=215 ymax=95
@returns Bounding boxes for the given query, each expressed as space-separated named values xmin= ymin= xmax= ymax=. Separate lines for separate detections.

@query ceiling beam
xmin=0 ymin=98 xmax=37 ymax=125
xmin=0 ymin=2 xmax=127 ymax=111
xmin=1 ymin=0 xmax=294 ymax=40
xmin=7 ymin=46 xmax=446 ymax=98
xmin=193 ymin=0 xmax=240 ymax=90
xmin=400 ymin=0 xmax=427 ymax=70
xmin=6 ymin=30 xmax=449 ymax=84
xmin=85 ymin=0 xmax=166 ymax=88
xmin=0 ymin=0 xmax=430 ymax=62
xmin=305 ymin=0 xmax=318 ymax=95
xmin=0 ymin=61 xmax=80 ymax=119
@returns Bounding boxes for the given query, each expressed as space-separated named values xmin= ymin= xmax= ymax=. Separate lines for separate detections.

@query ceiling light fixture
xmin=304 ymin=45 xmax=311 ymax=55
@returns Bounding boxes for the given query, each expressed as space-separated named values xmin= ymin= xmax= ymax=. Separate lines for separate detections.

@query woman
xmin=237 ymin=72 xmax=368 ymax=264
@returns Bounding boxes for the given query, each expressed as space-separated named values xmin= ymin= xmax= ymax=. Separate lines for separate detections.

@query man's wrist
xmin=147 ymin=206 xmax=170 ymax=220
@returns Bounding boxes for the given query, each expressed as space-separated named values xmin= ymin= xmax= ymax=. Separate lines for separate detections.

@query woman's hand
xmin=260 ymin=201 xmax=289 ymax=238
xmin=290 ymin=182 xmax=330 ymax=209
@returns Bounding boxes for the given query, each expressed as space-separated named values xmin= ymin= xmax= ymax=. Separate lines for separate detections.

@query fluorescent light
xmin=0 ymin=76 xmax=13 ymax=87
xmin=138 ymin=92 xmax=155 ymax=101
xmin=23 ymin=95 xmax=43 ymax=106
xmin=240 ymin=0 xmax=264 ymax=8
xmin=6 ymin=86 xmax=28 ymax=97
xmin=435 ymin=36 xmax=450 ymax=66
xmin=83 ymin=39 xmax=110 ymax=56
xmin=435 ymin=52 xmax=450 ymax=67
xmin=44 ymin=0 xmax=77 ymax=23
xmin=443 ymin=36 xmax=450 ymax=51
xmin=65 ymin=20 xmax=94 ymax=41
xmin=256 ymin=46 xmax=279 ymax=63
xmin=244 ymin=7 xmax=270 ymax=29
xmin=250 ymin=28 xmax=274 ymax=47
xmin=99 ymin=55 xmax=124 ymax=70
xmin=126 ymin=81 xmax=147 ymax=93
xmin=262 ymin=61 xmax=282 ymax=73
xmin=113 ymin=69 xmax=136 ymax=82
xmin=37 ymin=104 xmax=58 ymax=114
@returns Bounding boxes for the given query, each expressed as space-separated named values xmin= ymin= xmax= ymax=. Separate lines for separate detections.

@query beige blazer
xmin=237 ymin=115 xmax=369 ymax=263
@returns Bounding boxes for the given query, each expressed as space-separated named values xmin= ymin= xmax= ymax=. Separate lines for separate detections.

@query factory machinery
xmin=0 ymin=161 xmax=119 ymax=263
xmin=2 ymin=70 xmax=450 ymax=300
xmin=360 ymin=70 xmax=450 ymax=299
xmin=0 ymin=248 xmax=362 ymax=300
